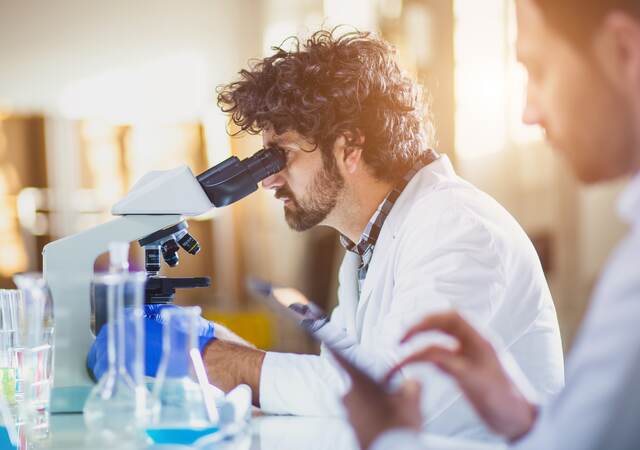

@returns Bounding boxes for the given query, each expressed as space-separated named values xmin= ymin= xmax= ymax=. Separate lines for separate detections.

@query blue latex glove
xmin=87 ymin=304 xmax=216 ymax=381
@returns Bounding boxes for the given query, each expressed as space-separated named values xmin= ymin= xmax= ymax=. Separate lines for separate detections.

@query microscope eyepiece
xmin=197 ymin=147 xmax=286 ymax=207
xmin=244 ymin=147 xmax=287 ymax=183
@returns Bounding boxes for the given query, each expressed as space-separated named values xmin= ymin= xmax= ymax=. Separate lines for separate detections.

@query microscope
xmin=43 ymin=147 xmax=285 ymax=413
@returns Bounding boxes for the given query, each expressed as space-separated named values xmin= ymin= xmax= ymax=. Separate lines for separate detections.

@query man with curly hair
xmin=203 ymin=29 xmax=564 ymax=439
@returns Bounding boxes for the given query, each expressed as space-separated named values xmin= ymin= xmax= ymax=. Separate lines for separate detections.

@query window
xmin=454 ymin=0 xmax=542 ymax=159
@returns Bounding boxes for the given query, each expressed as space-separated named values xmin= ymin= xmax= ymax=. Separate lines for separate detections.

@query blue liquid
xmin=0 ymin=426 xmax=16 ymax=450
xmin=145 ymin=426 xmax=220 ymax=445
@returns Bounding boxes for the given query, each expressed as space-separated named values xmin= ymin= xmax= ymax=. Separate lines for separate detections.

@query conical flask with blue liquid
xmin=146 ymin=306 xmax=219 ymax=444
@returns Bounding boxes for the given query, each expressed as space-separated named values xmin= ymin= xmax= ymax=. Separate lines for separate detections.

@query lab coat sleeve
xmin=259 ymin=350 xmax=346 ymax=415
xmin=259 ymin=298 xmax=354 ymax=415
xmin=259 ymin=302 xmax=387 ymax=415
xmin=260 ymin=290 xmax=434 ymax=415
xmin=260 ymin=253 xmax=399 ymax=417
xmin=388 ymin=200 xmax=508 ymax=434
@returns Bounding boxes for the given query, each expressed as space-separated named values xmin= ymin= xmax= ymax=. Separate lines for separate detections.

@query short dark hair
xmin=217 ymin=28 xmax=432 ymax=182
xmin=532 ymin=0 xmax=640 ymax=43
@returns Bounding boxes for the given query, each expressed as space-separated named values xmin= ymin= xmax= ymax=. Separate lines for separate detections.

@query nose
xmin=522 ymin=103 xmax=542 ymax=126
xmin=262 ymin=171 xmax=285 ymax=190
xmin=522 ymin=88 xmax=542 ymax=126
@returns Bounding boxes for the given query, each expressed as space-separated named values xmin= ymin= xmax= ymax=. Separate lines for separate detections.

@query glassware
xmin=12 ymin=273 xmax=54 ymax=443
xmin=0 ymin=391 xmax=17 ymax=450
xmin=146 ymin=306 xmax=219 ymax=445
xmin=83 ymin=270 xmax=146 ymax=446
xmin=0 ymin=290 xmax=19 ymax=410
xmin=91 ymin=242 xmax=130 ymax=336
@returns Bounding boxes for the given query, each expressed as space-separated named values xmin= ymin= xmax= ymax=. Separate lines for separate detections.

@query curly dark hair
xmin=217 ymin=28 xmax=433 ymax=182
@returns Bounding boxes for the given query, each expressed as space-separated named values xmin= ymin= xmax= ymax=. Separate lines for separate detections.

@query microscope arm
xmin=43 ymin=214 xmax=182 ymax=412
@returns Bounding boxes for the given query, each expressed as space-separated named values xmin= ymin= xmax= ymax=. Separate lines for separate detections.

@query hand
xmin=333 ymin=350 xmax=422 ymax=450
xmin=385 ymin=311 xmax=537 ymax=441
xmin=87 ymin=304 xmax=216 ymax=381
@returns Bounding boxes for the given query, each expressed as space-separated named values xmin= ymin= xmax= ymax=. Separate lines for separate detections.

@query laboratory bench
xmin=45 ymin=412 xmax=506 ymax=450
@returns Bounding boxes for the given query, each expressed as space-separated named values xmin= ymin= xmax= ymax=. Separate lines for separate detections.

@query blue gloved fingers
xmin=86 ymin=334 xmax=98 ymax=381
xmin=89 ymin=308 xmax=159 ymax=381
xmin=88 ymin=324 xmax=110 ymax=381
xmin=199 ymin=319 xmax=216 ymax=339
xmin=198 ymin=321 xmax=216 ymax=355
xmin=143 ymin=303 xmax=177 ymax=322
xmin=142 ymin=317 xmax=164 ymax=377
xmin=145 ymin=303 xmax=215 ymax=340
xmin=198 ymin=335 xmax=216 ymax=355
xmin=89 ymin=304 xmax=217 ymax=381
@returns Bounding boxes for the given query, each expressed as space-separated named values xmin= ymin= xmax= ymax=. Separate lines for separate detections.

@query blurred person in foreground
xmin=200 ymin=28 xmax=563 ymax=439
xmin=338 ymin=1 xmax=640 ymax=449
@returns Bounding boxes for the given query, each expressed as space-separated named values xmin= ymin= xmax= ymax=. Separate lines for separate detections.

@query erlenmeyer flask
xmin=147 ymin=306 xmax=218 ymax=444
xmin=83 ymin=271 xmax=146 ymax=445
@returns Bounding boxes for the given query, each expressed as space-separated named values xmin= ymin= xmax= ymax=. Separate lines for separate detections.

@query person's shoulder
xmin=395 ymin=187 xmax=494 ymax=252
xmin=597 ymin=228 xmax=640 ymax=294
xmin=400 ymin=175 xmax=491 ymax=231
xmin=397 ymin=171 xmax=530 ymax=256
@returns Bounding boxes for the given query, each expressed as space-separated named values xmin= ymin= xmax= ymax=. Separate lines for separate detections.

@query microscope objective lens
xmin=161 ymin=239 xmax=180 ymax=267
xmin=145 ymin=247 xmax=161 ymax=274
xmin=178 ymin=233 xmax=200 ymax=255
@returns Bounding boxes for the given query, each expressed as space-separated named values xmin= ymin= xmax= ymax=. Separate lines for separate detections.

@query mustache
xmin=275 ymin=186 xmax=295 ymax=200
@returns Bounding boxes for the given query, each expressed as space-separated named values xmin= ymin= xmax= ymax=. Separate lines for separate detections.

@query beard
xmin=276 ymin=158 xmax=345 ymax=231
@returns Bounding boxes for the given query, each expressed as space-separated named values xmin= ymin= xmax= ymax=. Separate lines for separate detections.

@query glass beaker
xmin=0 ymin=290 xmax=19 ymax=410
xmin=147 ymin=306 xmax=218 ymax=444
xmin=12 ymin=273 xmax=54 ymax=443
xmin=83 ymin=271 xmax=147 ymax=445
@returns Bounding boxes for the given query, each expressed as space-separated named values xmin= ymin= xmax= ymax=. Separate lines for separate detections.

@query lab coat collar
xmin=427 ymin=153 xmax=456 ymax=176
xmin=356 ymin=155 xmax=456 ymax=307
xmin=374 ymin=154 xmax=457 ymax=238
xmin=617 ymin=171 xmax=640 ymax=227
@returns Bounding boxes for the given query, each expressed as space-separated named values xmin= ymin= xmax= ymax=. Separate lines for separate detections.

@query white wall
xmin=0 ymin=0 xmax=263 ymax=120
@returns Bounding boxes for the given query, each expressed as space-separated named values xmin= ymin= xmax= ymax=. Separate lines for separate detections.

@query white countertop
xmin=43 ymin=412 xmax=505 ymax=450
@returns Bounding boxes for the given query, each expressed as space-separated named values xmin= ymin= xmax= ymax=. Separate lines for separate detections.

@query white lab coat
xmin=259 ymin=156 xmax=564 ymax=439
xmin=371 ymin=172 xmax=640 ymax=450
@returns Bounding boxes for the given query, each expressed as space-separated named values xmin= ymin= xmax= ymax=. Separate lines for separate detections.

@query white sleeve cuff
xmin=259 ymin=351 xmax=346 ymax=416
xmin=259 ymin=351 xmax=291 ymax=413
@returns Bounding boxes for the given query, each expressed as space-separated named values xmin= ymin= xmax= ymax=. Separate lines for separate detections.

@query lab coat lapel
xmin=356 ymin=222 xmax=395 ymax=311
xmin=356 ymin=193 xmax=404 ymax=310
xmin=355 ymin=156 xmax=455 ymax=311
xmin=337 ymin=251 xmax=361 ymax=334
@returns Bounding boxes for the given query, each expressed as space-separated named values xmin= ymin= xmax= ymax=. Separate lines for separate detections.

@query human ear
xmin=596 ymin=12 xmax=640 ymax=91
xmin=338 ymin=130 xmax=365 ymax=174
